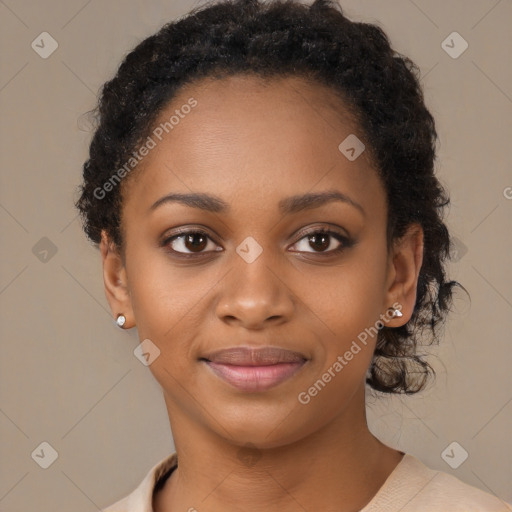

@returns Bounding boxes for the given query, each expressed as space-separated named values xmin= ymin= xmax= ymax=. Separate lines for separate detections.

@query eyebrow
xmin=149 ymin=190 xmax=365 ymax=217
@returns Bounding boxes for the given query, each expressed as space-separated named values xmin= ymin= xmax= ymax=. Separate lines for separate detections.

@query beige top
xmin=102 ymin=451 xmax=512 ymax=511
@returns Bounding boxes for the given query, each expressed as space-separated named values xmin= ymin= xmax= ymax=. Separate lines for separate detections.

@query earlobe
xmin=384 ymin=223 xmax=424 ymax=325
xmin=100 ymin=230 xmax=135 ymax=328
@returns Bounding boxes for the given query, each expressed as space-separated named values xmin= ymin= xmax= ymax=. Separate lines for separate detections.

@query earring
xmin=116 ymin=314 xmax=126 ymax=328
xmin=393 ymin=309 xmax=403 ymax=318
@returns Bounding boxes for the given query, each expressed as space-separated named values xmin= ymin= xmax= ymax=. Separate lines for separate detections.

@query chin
xmin=208 ymin=404 xmax=320 ymax=452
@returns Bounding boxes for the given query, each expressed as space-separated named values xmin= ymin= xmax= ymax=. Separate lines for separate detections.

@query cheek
xmin=299 ymin=253 xmax=387 ymax=388
xmin=126 ymin=249 xmax=219 ymax=380
xmin=305 ymin=258 xmax=385 ymax=338
xmin=127 ymin=247 xmax=198 ymax=333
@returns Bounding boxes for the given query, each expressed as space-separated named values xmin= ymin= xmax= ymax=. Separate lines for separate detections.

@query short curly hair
xmin=75 ymin=0 xmax=467 ymax=395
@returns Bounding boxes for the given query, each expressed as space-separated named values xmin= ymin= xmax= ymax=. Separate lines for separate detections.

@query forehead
xmin=121 ymin=74 xmax=385 ymax=220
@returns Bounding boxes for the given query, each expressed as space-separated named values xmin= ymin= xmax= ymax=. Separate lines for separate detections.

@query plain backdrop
xmin=0 ymin=0 xmax=511 ymax=510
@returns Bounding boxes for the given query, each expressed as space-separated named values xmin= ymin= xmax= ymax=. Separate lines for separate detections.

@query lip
xmin=200 ymin=346 xmax=308 ymax=392
xmin=202 ymin=346 xmax=307 ymax=365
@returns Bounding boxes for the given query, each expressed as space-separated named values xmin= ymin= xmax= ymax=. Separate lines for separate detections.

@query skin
xmin=100 ymin=74 xmax=424 ymax=512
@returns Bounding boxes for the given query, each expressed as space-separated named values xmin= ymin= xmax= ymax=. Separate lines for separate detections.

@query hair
xmin=75 ymin=0 xmax=467 ymax=395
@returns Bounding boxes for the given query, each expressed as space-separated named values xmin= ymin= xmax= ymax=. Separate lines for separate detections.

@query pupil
xmin=310 ymin=233 xmax=329 ymax=251
xmin=186 ymin=233 xmax=207 ymax=252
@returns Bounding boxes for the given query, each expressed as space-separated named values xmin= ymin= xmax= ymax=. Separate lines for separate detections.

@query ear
xmin=100 ymin=230 xmax=135 ymax=328
xmin=383 ymin=223 xmax=424 ymax=326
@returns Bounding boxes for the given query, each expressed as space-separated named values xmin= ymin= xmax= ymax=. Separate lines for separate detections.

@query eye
xmin=163 ymin=229 xmax=221 ymax=256
xmin=162 ymin=226 xmax=353 ymax=259
xmin=290 ymin=228 xmax=352 ymax=255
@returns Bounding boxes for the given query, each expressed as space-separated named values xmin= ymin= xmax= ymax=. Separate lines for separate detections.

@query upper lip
xmin=201 ymin=346 xmax=308 ymax=366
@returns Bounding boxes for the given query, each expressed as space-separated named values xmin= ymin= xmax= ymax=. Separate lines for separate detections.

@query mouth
xmin=200 ymin=346 xmax=308 ymax=392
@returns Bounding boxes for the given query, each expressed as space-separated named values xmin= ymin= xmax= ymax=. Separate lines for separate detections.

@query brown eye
xmin=290 ymin=229 xmax=352 ymax=255
xmin=307 ymin=232 xmax=331 ymax=252
xmin=183 ymin=233 xmax=208 ymax=252
xmin=164 ymin=230 xmax=219 ymax=255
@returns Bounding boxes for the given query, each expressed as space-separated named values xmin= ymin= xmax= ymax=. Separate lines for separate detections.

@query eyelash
xmin=161 ymin=226 xmax=354 ymax=259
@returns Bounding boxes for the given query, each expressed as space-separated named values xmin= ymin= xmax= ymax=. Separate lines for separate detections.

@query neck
xmin=154 ymin=385 xmax=403 ymax=512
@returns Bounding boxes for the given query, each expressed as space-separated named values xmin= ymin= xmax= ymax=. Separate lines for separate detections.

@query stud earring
xmin=393 ymin=309 xmax=403 ymax=318
xmin=116 ymin=314 xmax=126 ymax=328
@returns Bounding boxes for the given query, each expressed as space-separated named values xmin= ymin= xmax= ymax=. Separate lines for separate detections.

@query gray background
xmin=0 ymin=0 xmax=511 ymax=510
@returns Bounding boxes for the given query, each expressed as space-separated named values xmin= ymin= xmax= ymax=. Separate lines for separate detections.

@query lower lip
xmin=204 ymin=361 xmax=306 ymax=392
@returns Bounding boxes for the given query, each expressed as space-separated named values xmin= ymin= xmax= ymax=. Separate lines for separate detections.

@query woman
xmin=75 ymin=0 xmax=511 ymax=510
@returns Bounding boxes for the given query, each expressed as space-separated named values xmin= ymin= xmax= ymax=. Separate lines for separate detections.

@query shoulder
xmin=421 ymin=468 xmax=512 ymax=511
xmin=101 ymin=452 xmax=178 ymax=512
xmin=363 ymin=453 xmax=512 ymax=512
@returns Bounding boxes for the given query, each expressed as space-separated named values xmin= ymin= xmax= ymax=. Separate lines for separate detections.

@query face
xmin=101 ymin=74 xmax=422 ymax=449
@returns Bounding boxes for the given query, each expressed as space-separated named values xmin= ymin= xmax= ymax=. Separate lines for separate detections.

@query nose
xmin=214 ymin=248 xmax=295 ymax=329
